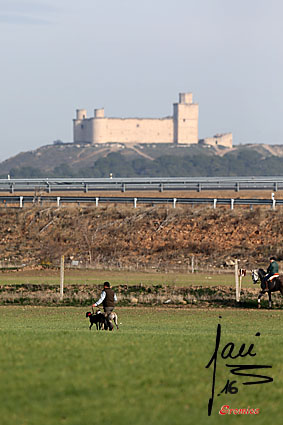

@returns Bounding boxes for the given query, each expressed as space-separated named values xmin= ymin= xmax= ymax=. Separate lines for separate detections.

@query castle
xmin=73 ymin=93 xmax=232 ymax=148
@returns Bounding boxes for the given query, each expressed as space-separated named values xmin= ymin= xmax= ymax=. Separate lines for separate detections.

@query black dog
xmin=85 ymin=310 xmax=106 ymax=330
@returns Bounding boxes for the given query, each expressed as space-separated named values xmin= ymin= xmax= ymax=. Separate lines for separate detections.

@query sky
xmin=0 ymin=0 xmax=283 ymax=161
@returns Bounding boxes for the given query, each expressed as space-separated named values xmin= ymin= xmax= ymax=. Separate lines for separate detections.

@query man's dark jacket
xmin=103 ymin=288 xmax=115 ymax=308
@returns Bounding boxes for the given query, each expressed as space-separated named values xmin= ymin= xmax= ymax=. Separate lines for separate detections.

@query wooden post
xmin=60 ymin=255 xmax=64 ymax=301
xmin=191 ymin=255 xmax=195 ymax=274
xmin=239 ymin=269 xmax=246 ymax=295
xmin=235 ymin=259 xmax=240 ymax=302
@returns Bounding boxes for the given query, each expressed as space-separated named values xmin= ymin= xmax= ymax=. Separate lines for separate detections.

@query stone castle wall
xmin=73 ymin=93 xmax=232 ymax=148
xmin=92 ymin=117 xmax=173 ymax=144
xmin=73 ymin=93 xmax=198 ymax=145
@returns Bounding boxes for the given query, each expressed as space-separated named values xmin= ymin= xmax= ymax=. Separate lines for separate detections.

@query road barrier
xmin=0 ymin=177 xmax=283 ymax=193
xmin=0 ymin=195 xmax=282 ymax=208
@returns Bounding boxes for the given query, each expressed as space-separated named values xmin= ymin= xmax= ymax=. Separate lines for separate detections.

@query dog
xmin=106 ymin=311 xmax=119 ymax=331
xmin=85 ymin=310 xmax=106 ymax=330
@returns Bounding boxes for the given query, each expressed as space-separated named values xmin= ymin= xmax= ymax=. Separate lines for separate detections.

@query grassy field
xmin=0 ymin=269 xmax=254 ymax=288
xmin=0 ymin=306 xmax=282 ymax=425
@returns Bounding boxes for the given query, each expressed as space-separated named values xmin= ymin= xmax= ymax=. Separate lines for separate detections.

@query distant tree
xmin=9 ymin=167 xmax=44 ymax=178
xmin=52 ymin=163 xmax=76 ymax=177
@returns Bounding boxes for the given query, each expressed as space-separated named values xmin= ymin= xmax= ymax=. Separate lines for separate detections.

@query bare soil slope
xmin=1 ymin=205 xmax=282 ymax=270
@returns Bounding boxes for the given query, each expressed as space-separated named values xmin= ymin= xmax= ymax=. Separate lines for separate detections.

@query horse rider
xmin=264 ymin=257 xmax=279 ymax=291
xmin=92 ymin=281 xmax=117 ymax=330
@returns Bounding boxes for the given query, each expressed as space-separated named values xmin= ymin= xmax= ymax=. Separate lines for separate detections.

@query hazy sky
xmin=1 ymin=0 xmax=282 ymax=161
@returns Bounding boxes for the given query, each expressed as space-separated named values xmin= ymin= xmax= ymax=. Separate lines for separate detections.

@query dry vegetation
xmin=1 ymin=283 xmax=282 ymax=308
xmin=0 ymin=204 xmax=283 ymax=271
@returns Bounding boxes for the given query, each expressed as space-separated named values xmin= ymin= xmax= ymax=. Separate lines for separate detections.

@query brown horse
xmin=252 ymin=268 xmax=283 ymax=308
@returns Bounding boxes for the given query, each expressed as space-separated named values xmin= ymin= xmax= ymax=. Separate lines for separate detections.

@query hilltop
xmin=0 ymin=142 xmax=283 ymax=178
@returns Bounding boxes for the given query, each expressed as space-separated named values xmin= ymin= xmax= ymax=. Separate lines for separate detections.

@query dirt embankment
xmin=0 ymin=205 xmax=282 ymax=270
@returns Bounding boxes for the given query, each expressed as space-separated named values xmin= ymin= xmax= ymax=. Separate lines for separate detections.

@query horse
xmin=251 ymin=268 xmax=283 ymax=308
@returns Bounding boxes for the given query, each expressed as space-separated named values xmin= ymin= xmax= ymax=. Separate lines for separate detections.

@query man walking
xmin=92 ymin=281 xmax=117 ymax=330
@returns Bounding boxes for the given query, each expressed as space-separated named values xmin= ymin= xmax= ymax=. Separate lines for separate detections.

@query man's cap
xmin=103 ymin=281 xmax=110 ymax=287
xmin=270 ymin=256 xmax=276 ymax=261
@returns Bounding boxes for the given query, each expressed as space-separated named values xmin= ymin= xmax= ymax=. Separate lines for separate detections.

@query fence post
xmin=96 ymin=197 xmax=99 ymax=207
xmin=235 ymin=259 xmax=240 ymax=302
xmin=134 ymin=198 xmax=137 ymax=208
xmin=231 ymin=199 xmax=234 ymax=210
xmin=60 ymin=255 xmax=64 ymax=301
xmin=57 ymin=197 xmax=60 ymax=207
xmin=19 ymin=196 xmax=23 ymax=208
xmin=173 ymin=198 xmax=177 ymax=208
xmin=213 ymin=198 xmax=217 ymax=209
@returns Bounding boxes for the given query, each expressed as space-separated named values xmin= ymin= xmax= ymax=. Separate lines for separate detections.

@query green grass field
xmin=0 ymin=269 xmax=252 ymax=287
xmin=0 ymin=306 xmax=282 ymax=425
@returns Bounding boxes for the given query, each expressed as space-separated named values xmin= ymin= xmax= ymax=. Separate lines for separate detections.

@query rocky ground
xmin=0 ymin=204 xmax=282 ymax=271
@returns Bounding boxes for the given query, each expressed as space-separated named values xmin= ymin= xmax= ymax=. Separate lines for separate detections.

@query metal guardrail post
xmin=57 ymin=197 xmax=60 ymax=207
xmin=213 ymin=198 xmax=217 ymax=209
xmin=271 ymin=193 xmax=276 ymax=210
xmin=134 ymin=198 xmax=137 ymax=208
xmin=173 ymin=198 xmax=177 ymax=208
xmin=19 ymin=196 xmax=23 ymax=208
xmin=231 ymin=199 xmax=234 ymax=210
xmin=272 ymin=199 xmax=276 ymax=210
xmin=96 ymin=197 xmax=99 ymax=207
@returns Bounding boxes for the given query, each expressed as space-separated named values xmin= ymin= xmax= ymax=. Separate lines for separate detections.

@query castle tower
xmin=173 ymin=93 xmax=199 ymax=144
